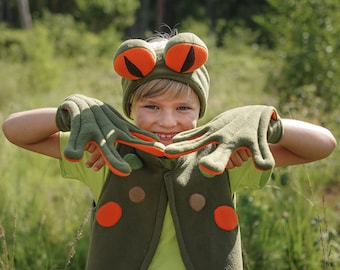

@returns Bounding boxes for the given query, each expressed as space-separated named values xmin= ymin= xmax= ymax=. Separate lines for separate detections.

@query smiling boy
xmin=2 ymin=32 xmax=336 ymax=269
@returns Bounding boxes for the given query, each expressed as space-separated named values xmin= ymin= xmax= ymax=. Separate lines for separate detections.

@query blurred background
xmin=0 ymin=0 xmax=339 ymax=269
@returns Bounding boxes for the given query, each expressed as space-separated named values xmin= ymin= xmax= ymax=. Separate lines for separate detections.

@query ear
xmin=164 ymin=33 xmax=208 ymax=73
xmin=113 ymin=39 xmax=157 ymax=80
xmin=129 ymin=111 xmax=134 ymax=120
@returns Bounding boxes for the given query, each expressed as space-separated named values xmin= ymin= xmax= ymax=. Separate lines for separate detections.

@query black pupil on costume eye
xmin=124 ymin=56 xmax=144 ymax=78
xmin=181 ymin=46 xmax=195 ymax=73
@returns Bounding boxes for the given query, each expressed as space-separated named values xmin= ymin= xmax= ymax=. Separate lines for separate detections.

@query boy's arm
xmin=2 ymin=108 xmax=62 ymax=159
xmin=2 ymin=107 xmax=112 ymax=171
xmin=165 ymin=106 xmax=337 ymax=176
xmin=270 ymin=119 xmax=336 ymax=167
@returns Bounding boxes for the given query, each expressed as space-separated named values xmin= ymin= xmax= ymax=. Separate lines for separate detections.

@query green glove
xmin=165 ymin=105 xmax=283 ymax=177
xmin=56 ymin=94 xmax=165 ymax=176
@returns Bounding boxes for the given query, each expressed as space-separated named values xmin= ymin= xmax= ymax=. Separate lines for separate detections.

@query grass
xmin=0 ymin=27 xmax=339 ymax=269
xmin=0 ymin=132 xmax=92 ymax=269
xmin=241 ymin=166 xmax=338 ymax=269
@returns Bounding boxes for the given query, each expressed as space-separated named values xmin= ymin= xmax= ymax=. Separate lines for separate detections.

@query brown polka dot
xmin=189 ymin=193 xmax=206 ymax=212
xmin=129 ymin=186 xmax=146 ymax=203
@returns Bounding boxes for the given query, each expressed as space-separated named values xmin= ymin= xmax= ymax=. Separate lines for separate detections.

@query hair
xmin=147 ymin=25 xmax=178 ymax=41
xmin=129 ymin=78 xmax=198 ymax=116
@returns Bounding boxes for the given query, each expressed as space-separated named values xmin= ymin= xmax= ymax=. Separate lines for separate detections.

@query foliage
xmin=1 ymin=0 xmax=270 ymax=39
xmin=37 ymin=12 xmax=122 ymax=58
xmin=239 ymin=164 xmax=340 ymax=269
xmin=254 ymin=0 xmax=340 ymax=117
xmin=2 ymin=0 xmax=139 ymax=34
xmin=0 ymin=141 xmax=92 ymax=270
xmin=0 ymin=23 xmax=60 ymax=101
xmin=0 ymin=16 xmax=123 ymax=111
xmin=74 ymin=0 xmax=139 ymax=33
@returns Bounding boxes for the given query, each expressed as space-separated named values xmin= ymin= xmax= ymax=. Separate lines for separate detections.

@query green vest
xmin=86 ymin=145 xmax=242 ymax=270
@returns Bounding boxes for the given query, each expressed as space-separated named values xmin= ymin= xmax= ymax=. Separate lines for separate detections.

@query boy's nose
xmin=159 ymin=111 xmax=177 ymax=128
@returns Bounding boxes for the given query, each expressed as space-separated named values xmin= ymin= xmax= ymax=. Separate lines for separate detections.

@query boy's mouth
xmin=154 ymin=132 xmax=177 ymax=142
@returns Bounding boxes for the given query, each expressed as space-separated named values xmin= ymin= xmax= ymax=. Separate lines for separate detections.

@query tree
xmin=17 ymin=0 xmax=32 ymax=28
xmin=255 ymin=0 xmax=340 ymax=115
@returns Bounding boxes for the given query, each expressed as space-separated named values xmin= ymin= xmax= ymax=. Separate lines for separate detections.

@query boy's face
xmin=130 ymin=89 xmax=200 ymax=145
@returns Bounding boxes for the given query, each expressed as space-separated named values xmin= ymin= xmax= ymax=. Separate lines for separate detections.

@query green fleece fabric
xmin=55 ymin=94 xmax=165 ymax=176
xmin=86 ymin=145 xmax=243 ymax=270
xmin=165 ymin=105 xmax=283 ymax=176
xmin=58 ymin=132 xmax=271 ymax=201
xmin=56 ymin=96 xmax=279 ymax=181
xmin=59 ymin=132 xmax=271 ymax=269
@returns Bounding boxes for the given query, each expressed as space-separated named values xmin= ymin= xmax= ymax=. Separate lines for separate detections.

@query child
xmin=2 ymin=32 xmax=336 ymax=270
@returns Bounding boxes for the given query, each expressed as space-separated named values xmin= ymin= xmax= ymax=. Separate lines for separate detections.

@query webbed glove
xmin=165 ymin=105 xmax=283 ymax=177
xmin=56 ymin=94 xmax=165 ymax=176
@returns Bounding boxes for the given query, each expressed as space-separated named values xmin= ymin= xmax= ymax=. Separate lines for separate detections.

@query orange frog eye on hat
xmin=113 ymin=32 xmax=210 ymax=119
xmin=113 ymin=39 xmax=157 ymax=80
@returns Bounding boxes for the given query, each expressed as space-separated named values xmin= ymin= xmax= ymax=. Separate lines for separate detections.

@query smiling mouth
xmin=155 ymin=132 xmax=177 ymax=141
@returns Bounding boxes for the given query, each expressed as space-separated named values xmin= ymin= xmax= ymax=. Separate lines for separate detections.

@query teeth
xmin=157 ymin=133 xmax=174 ymax=139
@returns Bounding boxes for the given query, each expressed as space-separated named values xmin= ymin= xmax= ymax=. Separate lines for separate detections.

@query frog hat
xmin=113 ymin=32 xmax=210 ymax=119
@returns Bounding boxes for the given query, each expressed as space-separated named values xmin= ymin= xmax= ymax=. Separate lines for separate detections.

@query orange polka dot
xmin=214 ymin=205 xmax=238 ymax=231
xmin=96 ymin=201 xmax=122 ymax=227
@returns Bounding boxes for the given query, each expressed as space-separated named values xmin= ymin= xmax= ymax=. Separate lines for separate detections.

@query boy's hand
xmin=165 ymin=105 xmax=283 ymax=176
xmin=225 ymin=148 xmax=252 ymax=169
xmin=56 ymin=94 xmax=165 ymax=176
xmin=84 ymin=142 xmax=105 ymax=171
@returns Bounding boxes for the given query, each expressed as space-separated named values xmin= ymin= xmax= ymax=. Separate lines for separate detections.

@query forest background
xmin=0 ymin=0 xmax=339 ymax=269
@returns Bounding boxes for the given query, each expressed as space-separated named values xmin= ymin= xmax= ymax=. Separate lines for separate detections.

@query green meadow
xmin=0 ymin=21 xmax=339 ymax=269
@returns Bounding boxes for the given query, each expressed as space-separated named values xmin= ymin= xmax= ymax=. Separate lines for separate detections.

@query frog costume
xmin=56 ymin=32 xmax=283 ymax=269
xmin=85 ymin=144 xmax=242 ymax=270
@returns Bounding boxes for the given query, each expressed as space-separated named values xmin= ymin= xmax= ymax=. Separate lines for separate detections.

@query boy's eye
xmin=145 ymin=105 xmax=158 ymax=110
xmin=177 ymin=106 xmax=190 ymax=111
